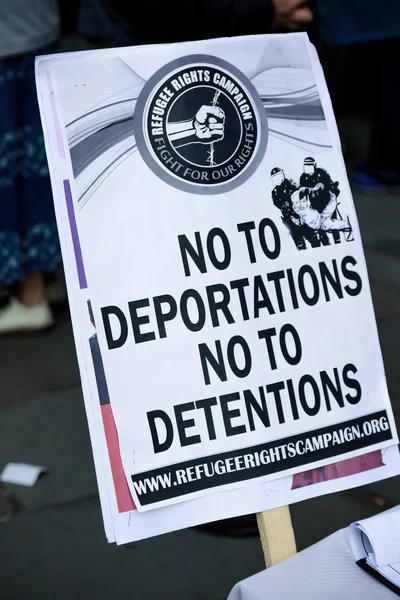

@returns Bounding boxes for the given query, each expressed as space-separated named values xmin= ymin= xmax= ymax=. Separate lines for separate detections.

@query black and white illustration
xmin=166 ymin=97 xmax=227 ymax=167
xmin=167 ymin=98 xmax=226 ymax=160
xmin=271 ymin=157 xmax=353 ymax=250
xmin=134 ymin=55 xmax=267 ymax=193
xmin=56 ymin=35 xmax=334 ymax=206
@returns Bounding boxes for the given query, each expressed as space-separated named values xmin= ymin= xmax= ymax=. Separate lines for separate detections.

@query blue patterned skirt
xmin=0 ymin=47 xmax=60 ymax=285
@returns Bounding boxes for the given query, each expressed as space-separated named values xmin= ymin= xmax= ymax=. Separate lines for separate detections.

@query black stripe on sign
xmin=131 ymin=411 xmax=392 ymax=506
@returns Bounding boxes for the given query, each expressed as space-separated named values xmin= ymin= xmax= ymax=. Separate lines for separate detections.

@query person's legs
xmin=0 ymin=55 xmax=20 ymax=288
xmin=281 ymin=217 xmax=307 ymax=249
xmin=15 ymin=48 xmax=60 ymax=307
xmin=302 ymin=225 xmax=321 ymax=248
xmin=289 ymin=226 xmax=307 ymax=250
xmin=319 ymin=231 xmax=331 ymax=245
xmin=0 ymin=50 xmax=58 ymax=333
xmin=331 ymin=212 xmax=341 ymax=243
xmin=18 ymin=271 xmax=46 ymax=307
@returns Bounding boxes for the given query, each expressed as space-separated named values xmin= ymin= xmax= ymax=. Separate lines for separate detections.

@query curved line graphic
xmin=269 ymin=128 xmax=332 ymax=148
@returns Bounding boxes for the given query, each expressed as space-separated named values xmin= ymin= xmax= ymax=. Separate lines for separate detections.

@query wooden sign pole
xmin=256 ymin=506 xmax=297 ymax=567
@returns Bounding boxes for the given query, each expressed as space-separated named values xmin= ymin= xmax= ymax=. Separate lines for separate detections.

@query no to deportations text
xmin=100 ymin=217 xmax=372 ymax=459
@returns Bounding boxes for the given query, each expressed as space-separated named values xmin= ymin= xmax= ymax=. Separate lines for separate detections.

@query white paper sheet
xmin=350 ymin=505 xmax=400 ymax=567
xmin=35 ymin=32 xmax=400 ymax=542
xmin=0 ymin=463 xmax=48 ymax=487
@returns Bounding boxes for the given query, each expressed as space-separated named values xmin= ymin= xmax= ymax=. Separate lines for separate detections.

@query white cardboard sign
xmin=36 ymin=33 xmax=398 ymax=523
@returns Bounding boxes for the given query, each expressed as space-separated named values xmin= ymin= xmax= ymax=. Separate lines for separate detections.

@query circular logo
xmin=134 ymin=55 xmax=268 ymax=195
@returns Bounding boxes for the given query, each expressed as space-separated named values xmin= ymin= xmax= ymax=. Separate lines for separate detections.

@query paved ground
xmin=0 ymin=116 xmax=400 ymax=598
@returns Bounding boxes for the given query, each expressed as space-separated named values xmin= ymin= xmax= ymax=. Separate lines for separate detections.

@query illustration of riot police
xmin=299 ymin=156 xmax=342 ymax=244
xmin=291 ymin=187 xmax=352 ymax=234
xmin=270 ymin=167 xmax=320 ymax=250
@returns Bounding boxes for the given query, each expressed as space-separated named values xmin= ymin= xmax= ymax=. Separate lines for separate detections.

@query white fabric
xmin=227 ymin=529 xmax=397 ymax=600
xmin=0 ymin=0 xmax=59 ymax=58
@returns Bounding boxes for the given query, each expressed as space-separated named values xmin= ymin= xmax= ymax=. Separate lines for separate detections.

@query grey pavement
xmin=0 ymin=312 xmax=79 ymax=412
xmin=1 ymin=130 xmax=400 ymax=597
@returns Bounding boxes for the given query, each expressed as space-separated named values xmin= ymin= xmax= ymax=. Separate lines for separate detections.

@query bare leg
xmin=18 ymin=271 xmax=46 ymax=307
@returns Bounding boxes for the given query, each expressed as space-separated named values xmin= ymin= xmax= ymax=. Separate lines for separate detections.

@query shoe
xmin=0 ymin=297 xmax=54 ymax=334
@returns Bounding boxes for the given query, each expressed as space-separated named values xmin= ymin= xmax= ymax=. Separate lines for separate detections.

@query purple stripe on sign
xmin=46 ymin=71 xmax=65 ymax=158
xmin=64 ymin=179 xmax=88 ymax=289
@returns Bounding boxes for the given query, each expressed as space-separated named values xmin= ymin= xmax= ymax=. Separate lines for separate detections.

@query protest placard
xmin=36 ymin=33 xmax=400 ymax=542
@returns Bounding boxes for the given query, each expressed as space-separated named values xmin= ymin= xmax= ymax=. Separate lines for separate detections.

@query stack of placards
xmin=35 ymin=32 xmax=400 ymax=544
